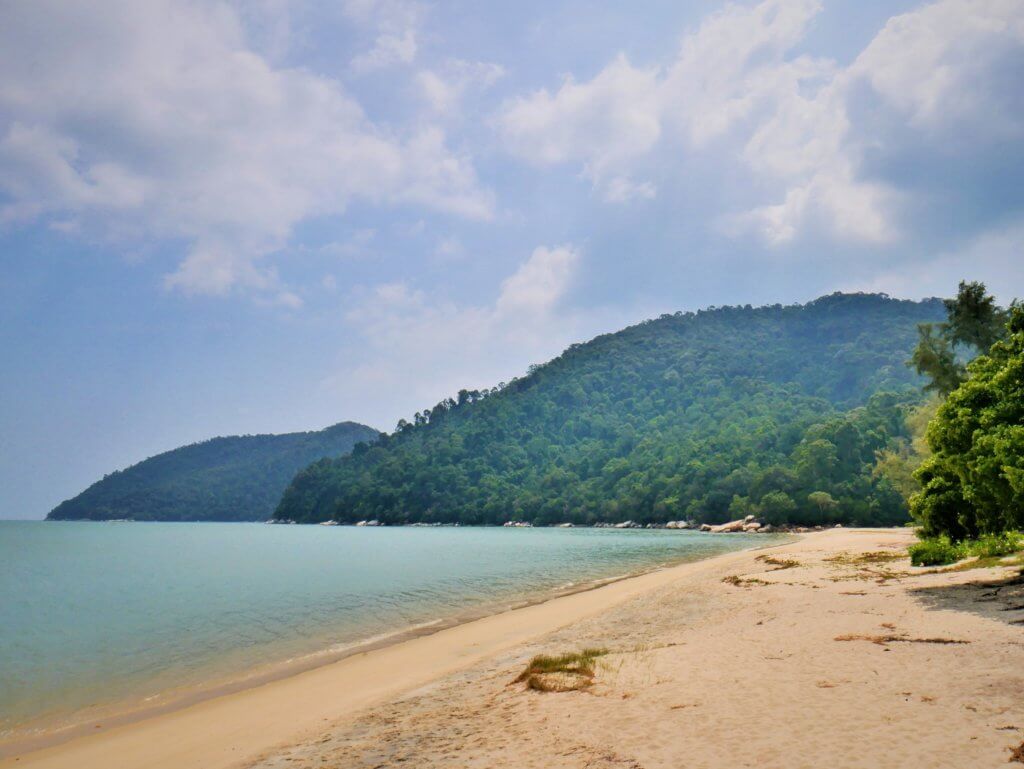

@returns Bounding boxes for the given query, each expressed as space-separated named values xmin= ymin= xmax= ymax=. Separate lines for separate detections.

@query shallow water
xmin=0 ymin=520 xmax=764 ymax=739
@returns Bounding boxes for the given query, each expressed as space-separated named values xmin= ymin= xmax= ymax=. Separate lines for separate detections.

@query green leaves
xmin=911 ymin=306 xmax=1024 ymax=538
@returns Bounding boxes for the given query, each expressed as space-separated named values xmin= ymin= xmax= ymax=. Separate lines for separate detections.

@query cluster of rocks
xmin=502 ymin=520 xmax=534 ymax=527
xmin=354 ymin=519 xmax=381 ymax=527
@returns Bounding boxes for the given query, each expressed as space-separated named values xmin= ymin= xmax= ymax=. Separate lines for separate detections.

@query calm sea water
xmin=0 ymin=521 xmax=764 ymax=739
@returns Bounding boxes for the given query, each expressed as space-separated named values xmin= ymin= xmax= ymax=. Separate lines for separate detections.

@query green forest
xmin=276 ymin=293 xmax=945 ymax=527
xmin=47 ymin=421 xmax=379 ymax=522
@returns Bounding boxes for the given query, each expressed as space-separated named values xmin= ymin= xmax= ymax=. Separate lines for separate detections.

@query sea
xmin=0 ymin=520 xmax=767 ymax=744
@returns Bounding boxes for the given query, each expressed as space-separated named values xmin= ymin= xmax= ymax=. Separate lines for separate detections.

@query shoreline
xmin=253 ymin=527 xmax=1024 ymax=769
xmin=0 ymin=535 xmax=783 ymax=766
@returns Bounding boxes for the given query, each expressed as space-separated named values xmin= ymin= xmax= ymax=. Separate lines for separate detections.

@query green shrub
xmin=908 ymin=531 xmax=1023 ymax=566
xmin=908 ymin=536 xmax=966 ymax=566
xmin=969 ymin=531 xmax=1023 ymax=558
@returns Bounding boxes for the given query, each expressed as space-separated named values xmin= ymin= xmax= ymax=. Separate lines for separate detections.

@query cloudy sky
xmin=2 ymin=0 xmax=1023 ymax=517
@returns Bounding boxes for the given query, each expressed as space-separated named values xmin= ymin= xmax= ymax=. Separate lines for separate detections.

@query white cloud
xmin=495 ymin=0 xmax=1024 ymax=244
xmin=332 ymin=245 xmax=585 ymax=421
xmin=351 ymin=29 xmax=417 ymax=72
xmin=496 ymin=54 xmax=660 ymax=198
xmin=343 ymin=0 xmax=422 ymax=73
xmin=496 ymin=245 xmax=579 ymax=315
xmin=0 ymin=0 xmax=492 ymax=303
xmin=839 ymin=220 xmax=1024 ymax=305
xmin=416 ymin=60 xmax=505 ymax=114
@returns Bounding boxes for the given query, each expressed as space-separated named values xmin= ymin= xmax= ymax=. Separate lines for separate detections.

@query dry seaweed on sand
xmin=1009 ymin=741 xmax=1024 ymax=764
xmin=756 ymin=555 xmax=801 ymax=571
xmin=834 ymin=633 xmax=968 ymax=646
xmin=722 ymin=575 xmax=770 ymax=587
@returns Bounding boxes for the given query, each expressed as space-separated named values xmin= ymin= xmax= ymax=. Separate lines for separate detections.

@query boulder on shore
xmin=710 ymin=519 xmax=746 ymax=533
xmin=699 ymin=523 xmax=713 ymax=532
xmin=743 ymin=522 xmax=761 ymax=532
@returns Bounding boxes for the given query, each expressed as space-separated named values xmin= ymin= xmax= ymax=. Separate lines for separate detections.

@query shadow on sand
xmin=910 ymin=569 xmax=1024 ymax=627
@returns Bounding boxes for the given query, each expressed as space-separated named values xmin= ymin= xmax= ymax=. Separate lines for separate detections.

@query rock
xmin=743 ymin=515 xmax=756 ymax=524
xmin=710 ymin=519 xmax=746 ymax=533
xmin=556 ymin=522 xmax=574 ymax=528
xmin=613 ymin=520 xmax=636 ymax=529
xmin=699 ymin=523 xmax=713 ymax=532
xmin=743 ymin=522 xmax=761 ymax=531
xmin=760 ymin=524 xmax=774 ymax=533
xmin=834 ymin=523 xmax=843 ymax=528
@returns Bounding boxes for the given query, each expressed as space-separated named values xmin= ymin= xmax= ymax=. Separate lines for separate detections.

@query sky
xmin=2 ymin=0 xmax=1023 ymax=518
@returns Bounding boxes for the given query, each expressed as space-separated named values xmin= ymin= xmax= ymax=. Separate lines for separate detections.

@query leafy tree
xmin=910 ymin=281 xmax=1008 ymax=396
xmin=911 ymin=307 xmax=1024 ymax=538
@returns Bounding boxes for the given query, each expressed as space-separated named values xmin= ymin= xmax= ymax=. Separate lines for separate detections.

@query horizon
xmin=4 ymin=0 xmax=1024 ymax=518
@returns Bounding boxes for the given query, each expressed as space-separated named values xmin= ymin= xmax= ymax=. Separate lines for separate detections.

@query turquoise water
xmin=0 ymin=521 xmax=763 ymax=739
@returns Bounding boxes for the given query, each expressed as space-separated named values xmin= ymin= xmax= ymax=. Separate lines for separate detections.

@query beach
xmin=5 ymin=528 xmax=1023 ymax=768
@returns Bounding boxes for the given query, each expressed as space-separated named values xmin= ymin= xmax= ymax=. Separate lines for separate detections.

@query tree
xmin=910 ymin=281 xmax=1007 ymax=396
xmin=910 ymin=307 xmax=1024 ymax=538
xmin=807 ymin=491 xmax=838 ymax=514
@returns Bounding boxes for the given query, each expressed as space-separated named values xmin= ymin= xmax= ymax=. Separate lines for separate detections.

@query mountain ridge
xmin=47 ymin=421 xmax=380 ymax=522
xmin=276 ymin=293 xmax=945 ymax=527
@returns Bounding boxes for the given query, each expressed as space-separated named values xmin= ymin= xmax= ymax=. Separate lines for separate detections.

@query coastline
xmin=0 ymin=535 xmax=780 ymax=767
xmin=9 ymin=527 xmax=1023 ymax=768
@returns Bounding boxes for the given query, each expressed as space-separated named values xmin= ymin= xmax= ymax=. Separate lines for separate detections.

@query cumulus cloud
xmin=495 ymin=0 xmax=1024 ymax=246
xmin=0 ymin=0 xmax=492 ymax=303
xmin=497 ymin=55 xmax=661 ymax=197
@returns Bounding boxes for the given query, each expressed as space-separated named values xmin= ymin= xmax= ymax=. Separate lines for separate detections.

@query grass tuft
xmin=515 ymin=648 xmax=609 ymax=692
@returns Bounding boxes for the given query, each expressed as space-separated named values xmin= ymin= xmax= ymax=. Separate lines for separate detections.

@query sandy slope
xmin=252 ymin=529 xmax=1024 ymax=769
xmin=6 ymin=529 xmax=1024 ymax=769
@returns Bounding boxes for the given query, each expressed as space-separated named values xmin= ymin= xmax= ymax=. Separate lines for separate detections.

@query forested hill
xmin=47 ymin=421 xmax=380 ymax=522
xmin=276 ymin=294 xmax=945 ymax=527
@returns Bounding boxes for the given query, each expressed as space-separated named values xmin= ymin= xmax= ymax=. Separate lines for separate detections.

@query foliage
xmin=47 ymin=422 xmax=380 ymax=522
xmin=871 ymin=397 xmax=938 ymax=502
xmin=910 ymin=281 xmax=1008 ymax=396
xmin=908 ymin=535 xmax=963 ymax=566
xmin=910 ymin=307 xmax=1024 ymax=539
xmin=277 ymin=294 xmax=944 ymax=527
xmin=908 ymin=532 xmax=1023 ymax=566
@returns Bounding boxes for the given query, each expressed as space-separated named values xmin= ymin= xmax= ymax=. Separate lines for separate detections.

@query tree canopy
xmin=277 ymin=293 xmax=944 ymax=527
xmin=911 ymin=307 xmax=1024 ymax=539
xmin=910 ymin=281 xmax=1009 ymax=396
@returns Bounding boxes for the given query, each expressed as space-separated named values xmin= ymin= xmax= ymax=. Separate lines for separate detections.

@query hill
xmin=47 ymin=422 xmax=380 ymax=522
xmin=276 ymin=293 xmax=945 ymax=527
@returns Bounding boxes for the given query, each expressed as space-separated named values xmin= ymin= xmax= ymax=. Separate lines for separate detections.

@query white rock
xmin=710 ymin=519 xmax=746 ymax=533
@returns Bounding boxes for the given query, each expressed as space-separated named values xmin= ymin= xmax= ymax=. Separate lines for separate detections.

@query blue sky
xmin=2 ymin=0 xmax=1023 ymax=518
